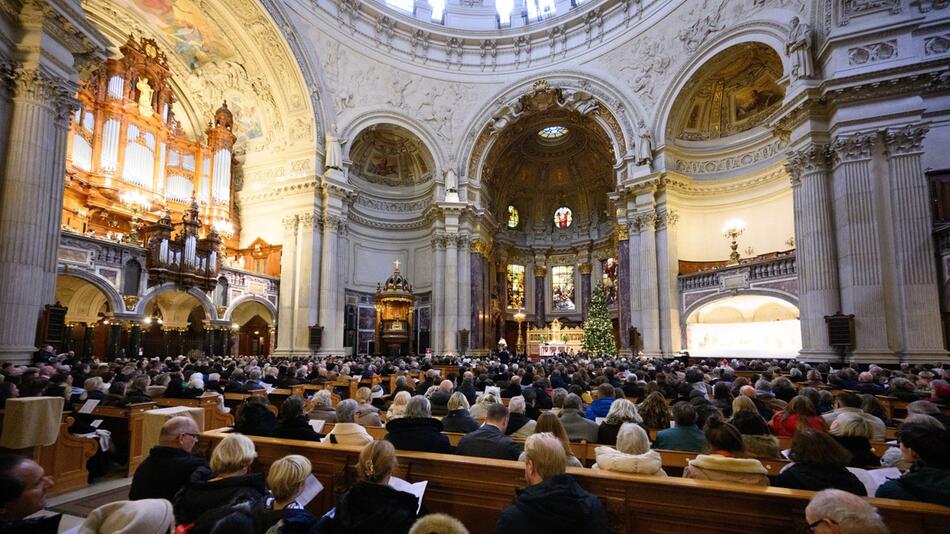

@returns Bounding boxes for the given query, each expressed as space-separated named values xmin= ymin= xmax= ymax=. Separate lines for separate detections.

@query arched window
xmin=507 ymin=205 xmax=520 ymax=228
xmin=213 ymin=276 xmax=229 ymax=307
xmin=554 ymin=207 xmax=573 ymax=228
xmin=123 ymin=260 xmax=142 ymax=295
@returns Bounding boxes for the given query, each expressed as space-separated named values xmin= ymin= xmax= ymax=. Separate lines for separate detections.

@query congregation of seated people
xmin=2 ymin=349 xmax=950 ymax=533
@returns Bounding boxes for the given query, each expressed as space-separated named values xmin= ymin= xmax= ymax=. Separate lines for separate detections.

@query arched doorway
xmin=141 ymin=290 xmax=211 ymax=358
xmin=685 ymin=295 xmax=801 ymax=358
xmin=229 ymin=299 xmax=275 ymax=356
xmin=55 ymin=275 xmax=115 ymax=358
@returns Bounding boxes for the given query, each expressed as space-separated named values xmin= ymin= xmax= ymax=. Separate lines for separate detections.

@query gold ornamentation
xmin=534 ymin=266 xmax=547 ymax=278
xmin=617 ymin=224 xmax=629 ymax=241
xmin=578 ymin=263 xmax=592 ymax=275
xmin=122 ymin=295 xmax=140 ymax=311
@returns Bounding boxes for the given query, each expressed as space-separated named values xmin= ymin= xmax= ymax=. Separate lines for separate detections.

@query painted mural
xmin=227 ymin=94 xmax=264 ymax=141
xmin=124 ymin=0 xmax=235 ymax=69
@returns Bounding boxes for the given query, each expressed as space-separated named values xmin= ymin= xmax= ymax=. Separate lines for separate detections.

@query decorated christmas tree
xmin=582 ymin=283 xmax=617 ymax=356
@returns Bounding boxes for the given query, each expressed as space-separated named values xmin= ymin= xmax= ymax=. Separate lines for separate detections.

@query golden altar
xmin=526 ymin=319 xmax=584 ymax=357
xmin=374 ymin=260 xmax=414 ymax=356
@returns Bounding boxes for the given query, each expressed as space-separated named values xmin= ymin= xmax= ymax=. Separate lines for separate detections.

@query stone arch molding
xmin=683 ymin=288 xmax=800 ymax=323
xmin=653 ymin=16 xmax=796 ymax=148
xmin=224 ymin=295 xmax=278 ymax=323
xmin=341 ymin=111 xmax=447 ymax=178
xmin=133 ymin=283 xmax=219 ymax=321
xmin=56 ymin=267 xmax=125 ymax=316
xmin=457 ymin=72 xmax=647 ymax=193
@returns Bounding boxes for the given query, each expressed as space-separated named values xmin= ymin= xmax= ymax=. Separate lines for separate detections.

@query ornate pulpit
xmin=375 ymin=260 xmax=415 ymax=356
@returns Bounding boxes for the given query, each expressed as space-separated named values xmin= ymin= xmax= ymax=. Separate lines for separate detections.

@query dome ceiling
xmin=349 ymin=124 xmax=433 ymax=186
xmin=669 ymin=43 xmax=784 ymax=142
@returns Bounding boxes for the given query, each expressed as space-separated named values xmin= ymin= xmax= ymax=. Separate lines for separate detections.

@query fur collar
xmin=593 ymin=447 xmax=667 ymax=476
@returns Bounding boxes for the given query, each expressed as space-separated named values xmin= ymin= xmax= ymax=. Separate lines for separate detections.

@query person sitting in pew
xmin=594 ymin=423 xmax=667 ymax=477
xmin=260 ymin=455 xmax=320 ymax=534
xmin=440 ymin=392 xmax=480 ymax=434
xmin=224 ymin=370 xmax=249 ymax=393
xmin=773 ymin=428 xmax=866 ymax=496
xmin=585 ymin=383 xmax=616 ymax=420
xmin=494 ymin=433 xmax=608 ymax=534
xmin=101 ymin=381 xmax=129 ymax=406
xmin=275 ymin=396 xmax=324 ymax=442
xmin=653 ymin=402 xmax=707 ymax=453
xmin=173 ymin=433 xmax=266 ymax=526
xmin=730 ymin=398 xmax=781 ymax=459
xmin=410 ymin=514 xmax=469 ymax=534
xmin=322 ymin=399 xmax=374 ymax=446
xmin=0 ymin=382 xmax=18 ymax=409
xmin=386 ymin=391 xmax=411 ymax=421
xmin=205 ymin=373 xmax=224 ymax=394
xmin=597 ymin=399 xmax=642 ymax=446
xmin=456 ymin=403 xmax=522 ymax=461
xmin=876 ymin=421 xmax=950 ymax=506
xmin=637 ymin=391 xmax=671 ymax=431
xmin=234 ymin=396 xmax=278 ymax=437
xmin=519 ymin=413 xmax=583 ymax=467
xmin=309 ymin=390 xmax=338 ymax=423
xmin=769 ymin=396 xmax=827 ymax=438
xmin=907 ymin=400 xmax=950 ymax=429
xmin=805 ymin=489 xmax=889 ymax=534
xmin=354 ymin=387 xmax=383 ymax=428
xmin=558 ymin=394 xmax=599 ymax=443
xmin=0 ymin=454 xmax=58 ymax=534
xmin=124 ymin=376 xmax=152 ymax=405
xmin=385 ymin=396 xmax=450 ymax=453
xmin=130 ymin=416 xmax=208 ymax=502
xmin=829 ymin=413 xmax=880 ymax=468
xmin=505 ymin=396 xmax=536 ymax=440
xmin=683 ymin=417 xmax=769 ymax=486
xmin=821 ymin=391 xmax=886 ymax=441
xmin=429 ymin=380 xmax=454 ymax=417
xmin=469 ymin=391 xmax=501 ymax=421
xmin=322 ymin=440 xmax=419 ymax=534
xmin=178 ymin=374 xmax=205 ymax=399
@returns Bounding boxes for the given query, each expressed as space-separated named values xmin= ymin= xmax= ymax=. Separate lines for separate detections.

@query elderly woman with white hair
xmin=593 ymin=423 xmax=667 ymax=476
xmin=806 ymin=489 xmax=889 ymax=534
xmin=597 ymin=398 xmax=642 ymax=446
xmin=321 ymin=399 xmax=373 ymax=446
xmin=385 ymin=395 xmax=451 ymax=453
xmin=506 ymin=396 xmax=537 ymax=439
xmin=180 ymin=373 xmax=205 ymax=399
xmin=387 ymin=390 xmax=411 ymax=420
xmin=308 ymin=389 xmax=337 ymax=423
xmin=469 ymin=391 xmax=500 ymax=420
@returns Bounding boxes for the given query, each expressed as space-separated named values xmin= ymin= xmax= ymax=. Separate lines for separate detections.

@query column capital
xmin=3 ymin=65 xmax=79 ymax=122
xmin=656 ymin=208 xmax=679 ymax=230
xmin=297 ymin=210 xmax=321 ymax=230
xmin=321 ymin=214 xmax=345 ymax=233
xmin=431 ymin=231 xmax=446 ymax=250
xmin=578 ymin=262 xmax=592 ymax=275
xmin=534 ymin=266 xmax=547 ymax=278
xmin=883 ymin=124 xmax=929 ymax=157
xmin=634 ymin=210 xmax=657 ymax=232
xmin=785 ymin=142 xmax=831 ymax=185
xmin=281 ymin=214 xmax=299 ymax=231
xmin=830 ymin=132 xmax=875 ymax=165
xmin=616 ymin=224 xmax=629 ymax=241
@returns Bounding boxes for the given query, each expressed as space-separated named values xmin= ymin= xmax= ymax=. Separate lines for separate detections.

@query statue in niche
xmin=786 ymin=17 xmax=816 ymax=81
xmin=136 ymin=77 xmax=154 ymax=117
xmin=635 ymin=120 xmax=654 ymax=165
xmin=444 ymin=168 xmax=460 ymax=202
xmin=325 ymin=123 xmax=344 ymax=170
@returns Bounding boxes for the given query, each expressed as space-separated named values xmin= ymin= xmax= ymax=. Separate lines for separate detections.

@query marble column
xmin=656 ymin=208 xmax=681 ymax=354
xmin=294 ymin=212 xmax=321 ymax=354
xmin=128 ymin=323 xmax=142 ymax=358
xmin=534 ymin=266 xmax=546 ymax=327
xmin=618 ymin=228 xmax=632 ymax=352
xmin=458 ymin=235 xmax=472 ymax=351
xmin=830 ymin=133 xmax=890 ymax=359
xmin=318 ymin=215 xmax=344 ymax=353
xmin=108 ymin=323 xmax=122 ymax=359
xmin=883 ymin=125 xmax=948 ymax=361
xmin=275 ymin=215 xmax=298 ymax=355
xmin=444 ymin=233 xmax=459 ymax=353
xmin=787 ymin=143 xmax=841 ymax=361
xmin=637 ymin=211 xmax=661 ymax=355
xmin=431 ymin=233 xmax=445 ymax=353
xmin=470 ymin=251 xmax=483 ymax=351
xmin=496 ymin=263 xmax=506 ymax=347
xmin=579 ymin=263 xmax=592 ymax=317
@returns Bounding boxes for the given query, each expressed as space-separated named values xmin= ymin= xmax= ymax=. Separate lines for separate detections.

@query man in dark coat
xmin=0 ymin=455 xmax=59 ymax=534
xmin=458 ymin=373 xmax=478 ymax=406
xmin=494 ymin=433 xmax=608 ymax=533
xmin=129 ymin=416 xmax=208 ymax=502
xmin=456 ymin=404 xmax=522 ymax=461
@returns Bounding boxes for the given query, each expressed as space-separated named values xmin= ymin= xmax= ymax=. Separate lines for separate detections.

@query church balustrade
xmin=678 ymin=254 xmax=798 ymax=314
xmin=58 ymin=230 xmax=147 ymax=300
xmin=220 ymin=268 xmax=280 ymax=311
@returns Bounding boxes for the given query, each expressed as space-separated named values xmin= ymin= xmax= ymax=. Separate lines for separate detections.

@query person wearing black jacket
xmin=234 ymin=396 xmax=278 ymax=437
xmin=0 ymin=455 xmax=59 ymax=534
xmin=456 ymin=404 xmax=523 ymax=461
xmin=773 ymin=428 xmax=866 ymax=496
xmin=173 ymin=434 xmax=266 ymax=525
xmin=458 ymin=374 xmax=478 ymax=406
xmin=385 ymin=396 xmax=451 ymax=453
xmin=494 ymin=433 xmax=608 ymax=533
xmin=274 ymin=396 xmax=323 ymax=442
xmin=441 ymin=392 xmax=480 ymax=434
xmin=130 ymin=416 xmax=208 ymax=501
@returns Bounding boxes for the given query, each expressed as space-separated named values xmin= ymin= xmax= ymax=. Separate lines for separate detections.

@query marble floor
xmin=30 ymin=475 xmax=133 ymax=533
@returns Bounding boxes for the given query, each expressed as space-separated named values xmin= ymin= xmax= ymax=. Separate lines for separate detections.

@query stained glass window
xmin=538 ymin=125 xmax=568 ymax=139
xmin=507 ymin=265 xmax=525 ymax=309
xmin=507 ymin=205 xmax=519 ymax=228
xmin=552 ymin=266 xmax=575 ymax=311
xmin=554 ymin=207 xmax=572 ymax=228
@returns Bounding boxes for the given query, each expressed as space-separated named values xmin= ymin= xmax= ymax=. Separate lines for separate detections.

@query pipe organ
xmin=63 ymin=36 xmax=238 ymax=250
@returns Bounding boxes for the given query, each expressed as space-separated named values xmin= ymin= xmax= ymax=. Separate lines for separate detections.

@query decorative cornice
xmin=672 ymin=139 xmax=787 ymax=176
xmin=882 ymin=124 xmax=928 ymax=157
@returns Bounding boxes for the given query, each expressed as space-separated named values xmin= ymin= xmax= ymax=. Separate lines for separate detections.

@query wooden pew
xmin=223 ymin=389 xmax=266 ymax=410
xmin=197 ymin=429 xmax=950 ymax=534
xmin=267 ymin=385 xmax=307 ymax=407
xmin=774 ymin=436 xmax=891 ymax=459
xmin=0 ymin=414 xmax=97 ymax=496
xmin=154 ymin=393 xmax=234 ymax=429
xmin=79 ymin=402 xmax=153 ymax=476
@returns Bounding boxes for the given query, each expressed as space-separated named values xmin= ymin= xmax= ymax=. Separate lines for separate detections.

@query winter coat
xmin=833 ymin=435 xmax=880 ymax=468
xmin=260 ymin=507 xmax=320 ymax=534
xmin=354 ymin=403 xmax=382 ymax=427
xmin=129 ymin=446 xmax=209 ymax=502
xmin=456 ymin=424 xmax=523 ymax=461
xmin=769 ymin=413 xmax=826 ymax=437
xmin=321 ymin=423 xmax=374 ymax=446
xmin=876 ymin=465 xmax=950 ymax=506
xmin=505 ymin=412 xmax=536 ymax=437
xmin=558 ymin=409 xmax=599 ymax=443
xmin=584 ymin=397 xmax=613 ymax=420
xmin=329 ymin=481 xmax=418 ymax=534
xmin=774 ymin=463 xmax=866 ymax=495
xmin=683 ymin=454 xmax=770 ymax=486
xmin=592 ymin=447 xmax=668 ymax=477
xmin=742 ymin=434 xmax=782 ymax=459
xmin=173 ymin=467 xmax=266 ymax=525
xmin=440 ymin=409 xmax=480 ymax=434
xmin=308 ymin=406 xmax=338 ymax=423
xmin=385 ymin=417 xmax=451 ymax=453
xmin=234 ymin=403 xmax=278 ymax=437
xmin=0 ymin=515 xmax=60 ymax=534
xmin=493 ymin=474 xmax=609 ymax=534
xmin=458 ymin=382 xmax=478 ymax=406
xmin=653 ymin=425 xmax=707 ymax=453
xmin=274 ymin=415 xmax=324 ymax=442
xmin=429 ymin=390 xmax=452 ymax=416
xmin=597 ymin=422 xmax=623 ymax=446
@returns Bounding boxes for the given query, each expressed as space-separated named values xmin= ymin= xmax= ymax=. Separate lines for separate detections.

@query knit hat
xmin=79 ymin=499 xmax=174 ymax=534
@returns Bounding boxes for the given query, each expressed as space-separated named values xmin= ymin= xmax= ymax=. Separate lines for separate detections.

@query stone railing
xmin=220 ymin=267 xmax=280 ymax=311
xmin=58 ymin=230 xmax=147 ymax=296
xmin=678 ymin=254 xmax=798 ymax=315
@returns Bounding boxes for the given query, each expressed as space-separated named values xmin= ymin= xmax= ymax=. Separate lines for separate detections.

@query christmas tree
xmin=582 ymin=283 xmax=617 ymax=356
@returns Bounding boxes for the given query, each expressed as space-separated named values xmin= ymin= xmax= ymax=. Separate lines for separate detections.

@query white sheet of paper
xmin=389 ymin=476 xmax=427 ymax=513
xmin=781 ymin=449 xmax=791 ymax=459
xmin=264 ymin=384 xmax=275 ymax=394
xmin=309 ymin=420 xmax=326 ymax=433
xmin=848 ymin=467 xmax=901 ymax=496
xmin=351 ymin=375 xmax=361 ymax=381
xmin=78 ymin=399 xmax=100 ymax=414
xmin=595 ymin=417 xmax=606 ymax=425
xmin=297 ymin=474 xmax=324 ymax=507
xmin=90 ymin=419 xmax=103 ymax=428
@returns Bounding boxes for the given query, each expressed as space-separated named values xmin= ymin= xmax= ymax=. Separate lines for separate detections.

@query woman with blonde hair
xmin=637 ymin=392 xmax=670 ymax=431
xmin=593 ymin=423 xmax=667 ymax=477
xmin=173 ymin=433 xmax=266 ymax=525
xmin=327 ymin=440 xmax=419 ymax=533
xmin=469 ymin=391 xmax=500 ymax=420
xmin=260 ymin=455 xmax=321 ymax=533
xmin=354 ymin=387 xmax=383 ymax=427
xmin=387 ymin=390 xmax=411 ymax=421
xmin=440 ymin=392 xmax=479 ymax=433
xmin=518 ymin=412 xmax=583 ymax=467
xmin=597 ymin=398 xmax=643 ymax=445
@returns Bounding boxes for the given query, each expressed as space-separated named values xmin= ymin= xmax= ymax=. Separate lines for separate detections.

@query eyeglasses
xmin=181 ymin=433 xmax=200 ymax=439
xmin=806 ymin=518 xmax=836 ymax=533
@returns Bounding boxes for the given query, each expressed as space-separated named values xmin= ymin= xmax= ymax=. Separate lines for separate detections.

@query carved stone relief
xmin=848 ymin=40 xmax=898 ymax=65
